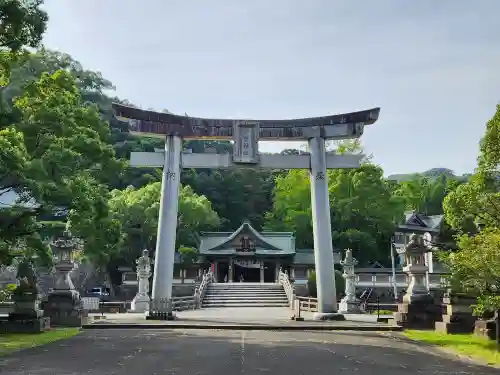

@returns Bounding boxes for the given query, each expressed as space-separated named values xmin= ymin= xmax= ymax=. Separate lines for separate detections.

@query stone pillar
xmin=228 ymin=258 xmax=233 ymax=283
xmin=131 ymin=249 xmax=152 ymax=313
xmin=436 ymin=290 xmax=477 ymax=334
xmin=260 ymin=262 xmax=265 ymax=283
xmin=150 ymin=135 xmax=182 ymax=319
xmin=390 ymin=234 xmax=440 ymax=328
xmin=213 ymin=262 xmax=218 ymax=282
xmin=339 ymin=249 xmax=360 ymax=314
xmin=309 ymin=137 xmax=342 ymax=320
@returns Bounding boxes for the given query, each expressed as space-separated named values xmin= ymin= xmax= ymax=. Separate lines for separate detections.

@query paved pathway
xmin=0 ymin=329 xmax=496 ymax=374
xmin=88 ymin=307 xmax=390 ymax=325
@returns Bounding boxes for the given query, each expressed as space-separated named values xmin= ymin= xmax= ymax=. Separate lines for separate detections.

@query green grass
xmin=404 ymin=330 xmax=500 ymax=366
xmin=369 ymin=309 xmax=394 ymax=315
xmin=0 ymin=328 xmax=81 ymax=355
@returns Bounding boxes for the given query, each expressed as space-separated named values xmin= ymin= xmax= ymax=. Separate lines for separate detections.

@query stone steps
xmin=205 ymin=291 xmax=283 ymax=298
xmin=204 ymin=293 xmax=287 ymax=301
xmin=202 ymin=282 xmax=289 ymax=308
xmin=202 ymin=302 xmax=290 ymax=308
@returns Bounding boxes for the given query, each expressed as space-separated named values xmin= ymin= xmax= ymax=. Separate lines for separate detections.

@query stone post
xmin=339 ymin=249 xmax=360 ymax=314
xmin=435 ymin=290 xmax=477 ymax=334
xmin=43 ymin=230 xmax=83 ymax=327
xmin=390 ymin=233 xmax=440 ymax=329
xmin=131 ymin=249 xmax=152 ymax=313
xmin=260 ymin=262 xmax=265 ymax=283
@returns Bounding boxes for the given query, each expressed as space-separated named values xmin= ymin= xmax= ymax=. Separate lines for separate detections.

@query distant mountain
xmin=387 ymin=168 xmax=470 ymax=182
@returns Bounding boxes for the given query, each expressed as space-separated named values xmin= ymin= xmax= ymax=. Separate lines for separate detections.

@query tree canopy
xmin=441 ymin=105 xmax=500 ymax=314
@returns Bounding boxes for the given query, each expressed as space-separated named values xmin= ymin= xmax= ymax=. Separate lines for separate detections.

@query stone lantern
xmin=51 ymin=230 xmax=77 ymax=290
xmin=338 ymin=249 xmax=360 ymax=313
xmin=131 ymin=249 xmax=153 ymax=313
xmin=44 ymin=230 xmax=83 ymax=327
xmin=397 ymin=233 xmax=432 ymax=304
xmin=390 ymin=233 xmax=440 ymax=329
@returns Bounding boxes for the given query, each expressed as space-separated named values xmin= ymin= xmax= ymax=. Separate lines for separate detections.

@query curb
xmin=82 ymin=323 xmax=403 ymax=331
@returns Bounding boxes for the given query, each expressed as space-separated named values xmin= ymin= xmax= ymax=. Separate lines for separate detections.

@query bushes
xmin=307 ymin=270 xmax=345 ymax=298
xmin=0 ymin=284 xmax=17 ymax=302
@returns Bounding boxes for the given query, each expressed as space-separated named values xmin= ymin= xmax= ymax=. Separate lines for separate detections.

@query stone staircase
xmin=202 ymin=282 xmax=289 ymax=308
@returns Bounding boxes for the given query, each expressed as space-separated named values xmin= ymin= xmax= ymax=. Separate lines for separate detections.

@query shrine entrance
xmin=114 ymin=103 xmax=380 ymax=317
xmin=233 ymin=264 xmax=260 ymax=282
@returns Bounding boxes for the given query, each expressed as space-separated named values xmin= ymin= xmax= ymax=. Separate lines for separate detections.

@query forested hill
xmin=387 ymin=168 xmax=471 ymax=182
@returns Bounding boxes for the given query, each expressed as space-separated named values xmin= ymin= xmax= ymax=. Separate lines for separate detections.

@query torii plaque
xmin=113 ymin=103 xmax=380 ymax=320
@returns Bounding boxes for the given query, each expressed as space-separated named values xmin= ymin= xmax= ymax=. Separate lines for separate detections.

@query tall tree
xmin=0 ymin=69 xmax=122 ymax=265
xmin=265 ymin=142 xmax=404 ymax=264
xmin=0 ymin=0 xmax=48 ymax=52
xmin=443 ymin=106 xmax=500 ymax=231
xmin=441 ymin=105 xmax=500 ymax=314
xmin=107 ymin=182 xmax=220 ymax=267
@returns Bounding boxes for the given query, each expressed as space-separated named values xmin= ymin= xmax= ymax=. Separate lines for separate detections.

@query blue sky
xmin=41 ymin=0 xmax=500 ymax=176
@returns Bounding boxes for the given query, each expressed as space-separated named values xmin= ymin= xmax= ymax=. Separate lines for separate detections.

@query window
xmin=393 ymin=232 xmax=404 ymax=243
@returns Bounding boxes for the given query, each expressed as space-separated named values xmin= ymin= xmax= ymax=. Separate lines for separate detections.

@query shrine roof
xmin=397 ymin=211 xmax=444 ymax=233
xmin=199 ymin=221 xmax=295 ymax=255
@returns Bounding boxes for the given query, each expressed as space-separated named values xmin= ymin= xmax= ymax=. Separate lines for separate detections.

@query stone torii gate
xmin=112 ymin=104 xmax=380 ymax=319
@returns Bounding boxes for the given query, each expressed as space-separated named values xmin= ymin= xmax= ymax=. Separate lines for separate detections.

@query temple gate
xmin=113 ymin=104 xmax=380 ymax=319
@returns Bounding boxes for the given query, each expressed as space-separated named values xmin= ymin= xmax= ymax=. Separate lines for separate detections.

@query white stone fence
xmin=194 ymin=271 xmax=214 ymax=308
xmin=278 ymin=269 xmax=295 ymax=307
xmin=295 ymin=296 xmax=318 ymax=312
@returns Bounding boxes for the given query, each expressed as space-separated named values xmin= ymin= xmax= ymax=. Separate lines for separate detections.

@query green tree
xmin=442 ymin=229 xmax=500 ymax=314
xmin=182 ymin=166 xmax=276 ymax=231
xmin=178 ymin=245 xmax=199 ymax=283
xmin=0 ymin=0 xmax=48 ymax=52
xmin=0 ymin=69 xmax=121 ymax=265
xmin=265 ymin=162 xmax=404 ymax=264
xmin=394 ymin=175 xmax=456 ymax=216
xmin=443 ymin=106 xmax=500 ymax=231
xmin=441 ymin=105 xmax=500 ymax=314
xmin=307 ymin=270 xmax=345 ymax=299
xmin=108 ymin=182 xmax=220 ymax=267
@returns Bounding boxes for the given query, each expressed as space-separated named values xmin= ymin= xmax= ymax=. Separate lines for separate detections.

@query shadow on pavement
xmin=0 ymin=329 xmax=496 ymax=375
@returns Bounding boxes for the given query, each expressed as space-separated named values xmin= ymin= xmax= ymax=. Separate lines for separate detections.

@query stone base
xmin=338 ymin=299 xmax=361 ymax=314
xmin=312 ymin=312 xmax=346 ymax=321
xmin=131 ymin=295 xmax=150 ymax=313
xmin=390 ymin=301 xmax=440 ymax=329
xmin=44 ymin=290 xmax=83 ymax=327
xmin=435 ymin=321 xmax=475 ymax=334
xmin=474 ymin=319 xmax=496 ymax=340
xmin=0 ymin=317 xmax=50 ymax=333
xmin=145 ymin=311 xmax=176 ymax=321
xmin=435 ymin=312 xmax=476 ymax=334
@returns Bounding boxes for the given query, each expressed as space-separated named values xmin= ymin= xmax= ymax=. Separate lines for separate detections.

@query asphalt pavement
xmin=0 ymin=329 xmax=496 ymax=375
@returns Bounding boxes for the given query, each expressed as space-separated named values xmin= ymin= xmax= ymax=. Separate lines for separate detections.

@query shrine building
xmin=190 ymin=221 xmax=325 ymax=284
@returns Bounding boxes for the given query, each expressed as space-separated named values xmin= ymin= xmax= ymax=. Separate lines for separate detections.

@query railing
xmin=278 ymin=269 xmax=295 ymax=307
xmin=194 ymin=270 xmax=214 ymax=308
xmin=171 ymin=296 xmax=197 ymax=311
xmin=296 ymin=296 xmax=318 ymax=312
